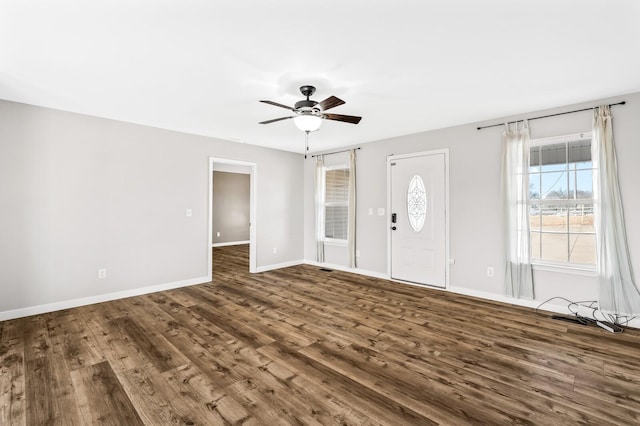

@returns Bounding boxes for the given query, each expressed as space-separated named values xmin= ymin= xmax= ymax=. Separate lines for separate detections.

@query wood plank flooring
xmin=2 ymin=244 xmax=640 ymax=424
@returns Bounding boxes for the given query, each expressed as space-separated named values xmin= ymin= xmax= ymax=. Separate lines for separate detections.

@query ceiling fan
xmin=259 ymin=85 xmax=362 ymax=133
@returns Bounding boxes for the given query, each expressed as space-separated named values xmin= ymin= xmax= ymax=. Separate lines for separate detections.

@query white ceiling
xmin=2 ymin=1 xmax=639 ymax=154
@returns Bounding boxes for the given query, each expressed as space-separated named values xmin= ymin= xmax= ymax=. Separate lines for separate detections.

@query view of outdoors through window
xmin=529 ymin=136 xmax=595 ymax=266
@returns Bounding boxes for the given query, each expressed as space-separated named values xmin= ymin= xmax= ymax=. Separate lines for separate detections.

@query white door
xmin=389 ymin=151 xmax=447 ymax=287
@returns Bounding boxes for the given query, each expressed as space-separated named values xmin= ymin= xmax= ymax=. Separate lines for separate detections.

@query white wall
xmin=0 ymin=100 xmax=304 ymax=315
xmin=305 ymin=91 xmax=640 ymax=308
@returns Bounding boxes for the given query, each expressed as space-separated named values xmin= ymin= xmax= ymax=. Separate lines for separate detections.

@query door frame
xmin=386 ymin=149 xmax=450 ymax=288
xmin=208 ymin=157 xmax=257 ymax=278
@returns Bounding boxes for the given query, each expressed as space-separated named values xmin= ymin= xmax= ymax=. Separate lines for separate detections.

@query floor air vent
xmin=320 ymin=268 xmax=333 ymax=272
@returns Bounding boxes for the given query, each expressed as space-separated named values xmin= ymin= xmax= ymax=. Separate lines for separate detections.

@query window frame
xmin=528 ymin=132 xmax=596 ymax=273
xmin=322 ymin=164 xmax=350 ymax=245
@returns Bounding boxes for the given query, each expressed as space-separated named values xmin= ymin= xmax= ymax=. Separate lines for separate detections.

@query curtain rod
xmin=476 ymin=101 xmax=626 ymax=130
xmin=310 ymin=147 xmax=361 ymax=158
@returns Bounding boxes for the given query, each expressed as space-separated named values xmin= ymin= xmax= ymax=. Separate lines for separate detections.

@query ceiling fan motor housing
xmin=295 ymin=99 xmax=319 ymax=110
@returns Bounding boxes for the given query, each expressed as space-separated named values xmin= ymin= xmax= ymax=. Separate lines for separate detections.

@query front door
xmin=389 ymin=151 xmax=447 ymax=287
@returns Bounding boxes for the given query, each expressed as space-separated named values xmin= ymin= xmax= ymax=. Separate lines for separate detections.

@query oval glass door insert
xmin=407 ymin=175 xmax=427 ymax=232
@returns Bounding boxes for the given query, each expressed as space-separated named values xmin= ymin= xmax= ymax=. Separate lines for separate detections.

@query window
xmin=529 ymin=133 xmax=595 ymax=268
xmin=323 ymin=166 xmax=349 ymax=242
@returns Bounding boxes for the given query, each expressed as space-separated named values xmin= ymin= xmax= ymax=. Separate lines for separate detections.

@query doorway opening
xmin=208 ymin=157 xmax=257 ymax=277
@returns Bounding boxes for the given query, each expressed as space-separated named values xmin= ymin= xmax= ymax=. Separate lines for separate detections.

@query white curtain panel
xmin=315 ymin=155 xmax=325 ymax=263
xmin=502 ymin=121 xmax=534 ymax=299
xmin=593 ymin=105 xmax=640 ymax=316
xmin=348 ymin=149 xmax=357 ymax=268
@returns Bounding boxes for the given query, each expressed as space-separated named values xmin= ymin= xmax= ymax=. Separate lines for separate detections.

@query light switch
xmin=368 ymin=208 xmax=373 ymax=216
xmin=377 ymin=208 xmax=385 ymax=216
xmin=186 ymin=209 xmax=192 ymax=217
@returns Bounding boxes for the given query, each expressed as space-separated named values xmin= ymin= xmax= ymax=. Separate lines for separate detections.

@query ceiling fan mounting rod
xmin=299 ymin=85 xmax=316 ymax=100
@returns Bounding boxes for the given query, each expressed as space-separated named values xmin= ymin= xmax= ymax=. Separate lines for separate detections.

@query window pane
xmin=568 ymin=139 xmax=591 ymax=166
xmin=540 ymin=142 xmax=567 ymax=171
xmin=569 ymin=233 xmax=596 ymax=265
xmin=325 ymin=205 xmax=348 ymax=239
xmin=325 ymin=169 xmax=349 ymax=203
xmin=540 ymin=163 xmax=568 ymax=173
xmin=569 ymin=170 xmax=593 ymax=199
xmin=529 ymin=174 xmax=541 ymax=200
xmin=575 ymin=160 xmax=593 ymax=171
xmin=541 ymin=233 xmax=569 ymax=263
xmin=540 ymin=171 xmax=568 ymax=199
xmin=568 ymin=204 xmax=594 ymax=233
xmin=540 ymin=204 xmax=567 ymax=233
xmin=529 ymin=146 xmax=540 ymax=173
xmin=529 ymin=205 xmax=541 ymax=231
xmin=530 ymin=231 xmax=541 ymax=260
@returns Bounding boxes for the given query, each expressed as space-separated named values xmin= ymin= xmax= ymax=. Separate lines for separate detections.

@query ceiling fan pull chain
xmin=305 ymin=131 xmax=309 ymax=158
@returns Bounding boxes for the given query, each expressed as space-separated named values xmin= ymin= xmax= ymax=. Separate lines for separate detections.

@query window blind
xmin=324 ymin=168 xmax=349 ymax=240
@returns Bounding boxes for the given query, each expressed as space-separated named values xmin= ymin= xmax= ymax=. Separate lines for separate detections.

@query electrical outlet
xmin=216 ymin=231 xmax=220 ymax=237
xmin=186 ymin=209 xmax=192 ymax=217
xmin=98 ymin=268 xmax=107 ymax=279
xmin=486 ymin=267 xmax=494 ymax=277
xmin=356 ymin=249 xmax=361 ymax=258
xmin=273 ymin=247 xmax=277 ymax=254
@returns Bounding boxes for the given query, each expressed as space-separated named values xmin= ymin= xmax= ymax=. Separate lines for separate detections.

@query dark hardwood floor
xmin=2 ymin=244 xmax=640 ymax=424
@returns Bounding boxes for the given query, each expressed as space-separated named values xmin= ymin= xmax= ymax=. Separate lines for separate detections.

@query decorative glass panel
xmin=407 ymin=175 xmax=427 ymax=232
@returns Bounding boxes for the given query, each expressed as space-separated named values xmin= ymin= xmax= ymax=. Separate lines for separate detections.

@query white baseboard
xmin=449 ymin=286 xmax=568 ymax=314
xmin=0 ymin=275 xmax=210 ymax=321
xmin=6 ymin=264 xmax=638 ymax=331
xmin=255 ymin=259 xmax=304 ymax=273
xmin=624 ymin=318 xmax=640 ymax=329
xmin=299 ymin=260 xmax=640 ymax=330
xmin=449 ymin=286 xmax=640 ymax=329
xmin=303 ymin=260 xmax=389 ymax=280
xmin=212 ymin=240 xmax=250 ymax=247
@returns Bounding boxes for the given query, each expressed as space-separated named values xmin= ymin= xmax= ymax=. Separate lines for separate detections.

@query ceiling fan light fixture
xmin=293 ymin=113 xmax=323 ymax=132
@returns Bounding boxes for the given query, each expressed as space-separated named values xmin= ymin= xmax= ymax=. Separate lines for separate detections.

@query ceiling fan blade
xmin=324 ymin=113 xmax=362 ymax=124
xmin=260 ymin=100 xmax=295 ymax=111
xmin=318 ymin=96 xmax=345 ymax=111
xmin=259 ymin=116 xmax=295 ymax=125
